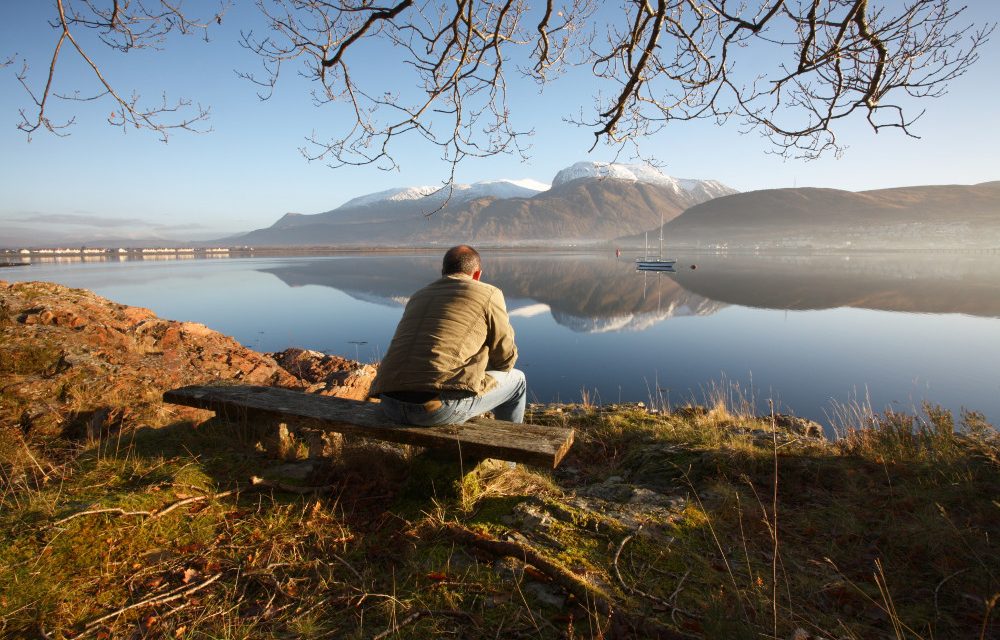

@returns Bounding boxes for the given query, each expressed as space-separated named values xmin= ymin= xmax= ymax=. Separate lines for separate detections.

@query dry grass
xmin=2 ymin=369 xmax=999 ymax=638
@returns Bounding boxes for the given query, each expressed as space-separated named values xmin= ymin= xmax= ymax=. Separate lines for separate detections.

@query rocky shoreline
xmin=0 ymin=280 xmax=379 ymax=435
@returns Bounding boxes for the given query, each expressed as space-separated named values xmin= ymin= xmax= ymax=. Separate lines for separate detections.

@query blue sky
xmin=1 ymin=2 xmax=998 ymax=240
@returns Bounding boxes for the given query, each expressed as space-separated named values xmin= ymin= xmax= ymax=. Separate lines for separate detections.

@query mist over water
xmin=8 ymin=251 xmax=1000 ymax=430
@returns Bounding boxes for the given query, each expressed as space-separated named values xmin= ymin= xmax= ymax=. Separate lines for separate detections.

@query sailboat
xmin=636 ymin=212 xmax=676 ymax=271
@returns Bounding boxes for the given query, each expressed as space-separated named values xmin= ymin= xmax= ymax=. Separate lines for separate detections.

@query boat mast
xmin=658 ymin=210 xmax=663 ymax=258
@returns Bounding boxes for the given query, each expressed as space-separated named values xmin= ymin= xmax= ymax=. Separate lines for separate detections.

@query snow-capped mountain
xmin=337 ymin=186 xmax=443 ymax=209
xmin=337 ymin=178 xmax=549 ymax=210
xmin=333 ymin=162 xmax=729 ymax=212
xmin=552 ymin=161 xmax=734 ymax=200
xmin=235 ymin=161 xmax=737 ymax=246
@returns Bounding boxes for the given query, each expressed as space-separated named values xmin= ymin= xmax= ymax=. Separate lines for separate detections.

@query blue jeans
xmin=380 ymin=369 xmax=527 ymax=426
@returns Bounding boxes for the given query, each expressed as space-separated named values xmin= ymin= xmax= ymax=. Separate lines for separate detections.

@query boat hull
xmin=636 ymin=259 xmax=677 ymax=272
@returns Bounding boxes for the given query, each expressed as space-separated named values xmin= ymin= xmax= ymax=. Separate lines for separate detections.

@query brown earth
xmin=0 ymin=280 xmax=376 ymax=437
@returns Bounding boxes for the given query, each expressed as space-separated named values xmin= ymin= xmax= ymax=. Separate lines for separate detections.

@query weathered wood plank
xmin=163 ymin=385 xmax=574 ymax=468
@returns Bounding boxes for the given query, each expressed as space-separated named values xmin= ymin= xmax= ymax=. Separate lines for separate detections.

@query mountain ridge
xmin=621 ymin=181 xmax=1000 ymax=250
xmin=233 ymin=161 xmax=738 ymax=247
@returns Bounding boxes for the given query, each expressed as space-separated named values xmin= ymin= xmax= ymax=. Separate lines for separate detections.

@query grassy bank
xmin=2 ymin=281 xmax=998 ymax=638
xmin=2 ymin=395 xmax=998 ymax=639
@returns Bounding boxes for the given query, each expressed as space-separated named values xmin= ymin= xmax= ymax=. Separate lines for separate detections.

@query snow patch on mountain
xmin=337 ymin=179 xmax=549 ymax=210
xmin=338 ymin=186 xmax=443 ymax=209
xmin=552 ymin=161 xmax=735 ymax=199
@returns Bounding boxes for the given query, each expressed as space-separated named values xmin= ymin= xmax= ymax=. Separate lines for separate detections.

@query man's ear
xmin=472 ymin=270 xmax=482 ymax=281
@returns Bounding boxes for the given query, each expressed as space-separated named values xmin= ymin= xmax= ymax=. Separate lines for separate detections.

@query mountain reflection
xmin=674 ymin=253 xmax=1000 ymax=316
xmin=259 ymin=252 xmax=1000 ymax=333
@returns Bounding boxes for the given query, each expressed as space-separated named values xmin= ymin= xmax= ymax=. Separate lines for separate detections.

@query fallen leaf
xmin=143 ymin=576 xmax=165 ymax=590
xmin=176 ymin=542 xmax=205 ymax=554
xmin=202 ymin=559 xmax=222 ymax=573
xmin=426 ymin=571 xmax=448 ymax=582
xmin=141 ymin=614 xmax=158 ymax=629
xmin=181 ymin=567 xmax=199 ymax=584
xmin=174 ymin=625 xmax=187 ymax=638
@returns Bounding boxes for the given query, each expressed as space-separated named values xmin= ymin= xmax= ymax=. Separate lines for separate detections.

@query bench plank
xmin=163 ymin=385 xmax=574 ymax=468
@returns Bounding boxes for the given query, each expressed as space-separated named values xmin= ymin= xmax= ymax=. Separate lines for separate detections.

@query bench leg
xmin=299 ymin=427 xmax=342 ymax=459
xmin=261 ymin=422 xmax=342 ymax=460
xmin=260 ymin=422 xmax=297 ymax=460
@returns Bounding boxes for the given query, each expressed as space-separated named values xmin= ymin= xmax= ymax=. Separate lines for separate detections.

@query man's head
xmin=442 ymin=245 xmax=482 ymax=280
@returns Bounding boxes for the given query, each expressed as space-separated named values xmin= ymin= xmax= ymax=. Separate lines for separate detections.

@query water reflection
xmin=260 ymin=252 xmax=1000 ymax=333
xmin=674 ymin=253 xmax=1000 ymax=317
xmin=261 ymin=253 xmax=724 ymax=333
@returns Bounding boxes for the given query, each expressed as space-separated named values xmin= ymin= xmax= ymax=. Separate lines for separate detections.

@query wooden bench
xmin=163 ymin=385 xmax=575 ymax=468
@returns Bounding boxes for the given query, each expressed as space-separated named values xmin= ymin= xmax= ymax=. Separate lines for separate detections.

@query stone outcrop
xmin=268 ymin=348 xmax=376 ymax=401
xmin=0 ymin=281 xmax=375 ymax=435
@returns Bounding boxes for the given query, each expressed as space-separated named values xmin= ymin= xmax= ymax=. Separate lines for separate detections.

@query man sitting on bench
xmin=372 ymin=245 xmax=527 ymax=426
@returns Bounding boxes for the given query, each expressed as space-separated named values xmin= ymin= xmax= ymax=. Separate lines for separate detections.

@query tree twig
xmin=371 ymin=608 xmax=475 ymax=640
xmin=53 ymin=507 xmax=152 ymax=525
xmin=612 ymin=532 xmax=699 ymax=622
xmin=78 ymin=572 xmax=222 ymax=635
xmin=52 ymin=488 xmax=240 ymax=527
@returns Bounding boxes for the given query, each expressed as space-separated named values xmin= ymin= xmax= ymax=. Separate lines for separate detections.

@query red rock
xmin=180 ymin=322 xmax=214 ymax=338
xmin=0 ymin=281 xmax=313 ymax=437
xmin=121 ymin=306 xmax=156 ymax=325
xmin=159 ymin=326 xmax=182 ymax=351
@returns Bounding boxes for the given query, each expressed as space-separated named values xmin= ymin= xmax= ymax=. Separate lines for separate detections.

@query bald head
xmin=442 ymin=245 xmax=482 ymax=276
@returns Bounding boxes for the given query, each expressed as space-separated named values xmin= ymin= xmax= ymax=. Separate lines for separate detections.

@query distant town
xmin=0 ymin=247 xmax=251 ymax=263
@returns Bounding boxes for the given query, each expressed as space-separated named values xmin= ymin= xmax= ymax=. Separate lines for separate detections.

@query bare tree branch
xmin=13 ymin=0 xmax=227 ymax=141
xmin=9 ymin=1 xmax=994 ymax=168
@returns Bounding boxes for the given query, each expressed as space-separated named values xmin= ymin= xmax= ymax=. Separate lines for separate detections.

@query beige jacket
xmin=371 ymin=273 xmax=518 ymax=396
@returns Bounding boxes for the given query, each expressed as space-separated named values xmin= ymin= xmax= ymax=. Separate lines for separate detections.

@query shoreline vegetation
xmin=1 ymin=281 xmax=998 ymax=639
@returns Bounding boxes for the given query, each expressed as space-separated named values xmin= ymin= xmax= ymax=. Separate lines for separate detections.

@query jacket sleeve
xmin=485 ymin=289 xmax=518 ymax=371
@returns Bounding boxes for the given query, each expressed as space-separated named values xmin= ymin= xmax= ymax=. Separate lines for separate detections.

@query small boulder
xmin=770 ymin=414 xmax=825 ymax=438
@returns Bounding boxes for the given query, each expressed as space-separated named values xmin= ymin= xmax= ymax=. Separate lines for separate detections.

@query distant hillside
xmin=231 ymin=162 xmax=737 ymax=247
xmin=625 ymin=182 xmax=1000 ymax=250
